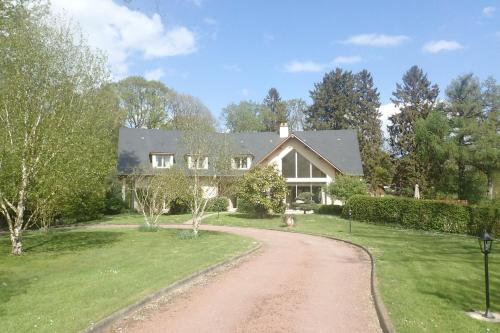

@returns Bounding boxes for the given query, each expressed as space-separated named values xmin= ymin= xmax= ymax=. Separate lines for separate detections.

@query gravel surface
xmin=110 ymin=225 xmax=382 ymax=333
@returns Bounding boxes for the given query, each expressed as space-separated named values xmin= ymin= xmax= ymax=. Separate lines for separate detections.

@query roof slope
xmin=117 ymin=127 xmax=363 ymax=175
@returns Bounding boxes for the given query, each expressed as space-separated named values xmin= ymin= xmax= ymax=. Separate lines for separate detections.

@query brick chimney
xmin=279 ymin=123 xmax=289 ymax=138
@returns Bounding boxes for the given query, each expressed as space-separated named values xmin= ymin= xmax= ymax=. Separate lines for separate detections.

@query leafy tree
xmin=0 ymin=2 xmax=115 ymax=254
xmin=238 ymin=166 xmax=288 ymax=217
xmin=116 ymin=76 xmax=171 ymax=129
xmin=305 ymin=68 xmax=357 ymax=130
xmin=221 ymin=101 xmax=268 ymax=132
xmin=444 ymin=74 xmax=483 ymax=200
xmin=263 ymin=88 xmax=287 ymax=131
xmin=327 ymin=175 xmax=368 ymax=203
xmin=292 ymin=192 xmax=317 ymax=214
xmin=415 ymin=108 xmax=457 ymax=197
xmin=129 ymin=167 xmax=190 ymax=228
xmin=166 ymin=92 xmax=217 ymax=131
xmin=286 ymin=98 xmax=308 ymax=131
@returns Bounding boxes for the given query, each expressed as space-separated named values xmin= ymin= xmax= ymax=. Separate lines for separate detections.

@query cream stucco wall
xmin=258 ymin=137 xmax=339 ymax=205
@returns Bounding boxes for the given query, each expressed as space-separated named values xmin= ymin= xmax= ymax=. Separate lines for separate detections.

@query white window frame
xmin=187 ymin=155 xmax=209 ymax=170
xmin=152 ymin=154 xmax=174 ymax=169
xmin=232 ymin=156 xmax=251 ymax=170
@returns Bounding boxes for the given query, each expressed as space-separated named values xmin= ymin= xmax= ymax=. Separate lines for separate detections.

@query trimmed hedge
xmin=314 ymin=204 xmax=343 ymax=216
xmin=206 ymin=196 xmax=229 ymax=212
xmin=342 ymin=195 xmax=499 ymax=236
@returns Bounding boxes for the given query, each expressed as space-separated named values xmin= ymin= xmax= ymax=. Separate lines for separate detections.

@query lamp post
xmin=348 ymin=208 xmax=352 ymax=234
xmin=478 ymin=230 xmax=494 ymax=319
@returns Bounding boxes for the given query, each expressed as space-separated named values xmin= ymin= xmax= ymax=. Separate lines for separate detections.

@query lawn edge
xmin=204 ymin=222 xmax=396 ymax=333
xmin=81 ymin=241 xmax=261 ymax=333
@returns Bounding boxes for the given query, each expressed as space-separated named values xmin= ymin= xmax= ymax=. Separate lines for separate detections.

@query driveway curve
xmin=117 ymin=225 xmax=381 ymax=333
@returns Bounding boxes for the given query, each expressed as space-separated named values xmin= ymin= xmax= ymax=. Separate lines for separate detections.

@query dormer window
xmin=151 ymin=153 xmax=174 ymax=169
xmin=187 ymin=155 xmax=208 ymax=169
xmin=232 ymin=156 xmax=251 ymax=170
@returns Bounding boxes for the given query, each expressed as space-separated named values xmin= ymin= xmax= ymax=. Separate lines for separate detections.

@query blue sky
xmin=52 ymin=0 xmax=499 ymax=127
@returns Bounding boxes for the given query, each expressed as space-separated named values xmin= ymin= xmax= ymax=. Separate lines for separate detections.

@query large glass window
xmin=282 ymin=151 xmax=295 ymax=178
xmin=287 ymin=183 xmax=324 ymax=204
xmin=281 ymin=149 xmax=327 ymax=178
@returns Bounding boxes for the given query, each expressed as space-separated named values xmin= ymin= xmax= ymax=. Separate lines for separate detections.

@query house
xmin=117 ymin=123 xmax=364 ymax=208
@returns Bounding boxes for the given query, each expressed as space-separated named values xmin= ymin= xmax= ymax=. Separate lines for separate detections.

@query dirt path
xmin=110 ymin=225 xmax=381 ymax=333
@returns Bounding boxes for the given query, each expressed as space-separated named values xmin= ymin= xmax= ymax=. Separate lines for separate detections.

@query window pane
xmin=297 ymin=152 xmax=310 ymax=178
xmin=282 ymin=150 xmax=295 ymax=178
xmin=311 ymin=186 xmax=322 ymax=203
xmin=296 ymin=185 xmax=310 ymax=200
xmin=311 ymin=163 xmax=326 ymax=178
xmin=286 ymin=186 xmax=295 ymax=204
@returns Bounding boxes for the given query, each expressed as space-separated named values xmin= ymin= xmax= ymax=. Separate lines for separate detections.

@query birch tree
xmin=0 ymin=2 xmax=115 ymax=254
xmin=181 ymin=129 xmax=233 ymax=236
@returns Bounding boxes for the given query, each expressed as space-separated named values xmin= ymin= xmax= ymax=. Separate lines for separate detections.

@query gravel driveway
xmin=113 ymin=225 xmax=382 ymax=333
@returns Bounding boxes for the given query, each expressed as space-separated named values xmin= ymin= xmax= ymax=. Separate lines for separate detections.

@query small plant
xmin=177 ymin=229 xmax=199 ymax=239
xmin=138 ymin=224 xmax=159 ymax=232
xmin=292 ymin=192 xmax=318 ymax=214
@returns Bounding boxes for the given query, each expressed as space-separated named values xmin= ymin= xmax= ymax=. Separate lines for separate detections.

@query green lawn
xmin=205 ymin=213 xmax=500 ymax=333
xmin=95 ymin=212 xmax=193 ymax=225
xmin=0 ymin=227 xmax=255 ymax=333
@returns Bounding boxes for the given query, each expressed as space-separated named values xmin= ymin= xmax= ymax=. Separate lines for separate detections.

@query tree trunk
xmin=192 ymin=216 xmax=200 ymax=236
xmin=10 ymin=225 xmax=23 ymax=255
xmin=487 ymin=170 xmax=494 ymax=200
xmin=458 ymin=161 xmax=466 ymax=200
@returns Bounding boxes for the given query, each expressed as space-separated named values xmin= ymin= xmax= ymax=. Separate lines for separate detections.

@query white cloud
xmin=186 ymin=0 xmax=203 ymax=8
xmin=240 ymin=88 xmax=250 ymax=96
xmin=144 ymin=68 xmax=165 ymax=81
xmin=483 ymin=6 xmax=496 ymax=17
xmin=379 ymin=103 xmax=400 ymax=138
xmin=344 ymin=33 xmax=410 ymax=46
xmin=332 ymin=55 xmax=362 ymax=64
xmin=422 ymin=40 xmax=463 ymax=53
xmin=50 ymin=0 xmax=197 ymax=78
xmin=284 ymin=60 xmax=326 ymax=73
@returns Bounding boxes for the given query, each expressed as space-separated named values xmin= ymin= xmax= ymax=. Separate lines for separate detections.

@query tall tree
xmin=116 ymin=76 xmax=171 ymax=129
xmin=305 ymin=68 xmax=357 ymax=130
xmin=444 ymin=74 xmax=483 ymax=200
xmin=353 ymin=70 xmax=385 ymax=188
xmin=469 ymin=77 xmax=500 ymax=199
xmin=165 ymin=92 xmax=217 ymax=131
xmin=285 ymin=98 xmax=308 ymax=131
xmin=0 ymin=2 xmax=115 ymax=254
xmin=388 ymin=65 xmax=439 ymax=195
xmin=263 ymin=88 xmax=287 ymax=131
xmin=221 ymin=101 xmax=268 ymax=132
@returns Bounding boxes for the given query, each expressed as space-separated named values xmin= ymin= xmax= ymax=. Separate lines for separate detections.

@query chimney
xmin=279 ymin=123 xmax=289 ymax=138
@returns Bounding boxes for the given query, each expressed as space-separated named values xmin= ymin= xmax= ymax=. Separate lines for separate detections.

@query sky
xmin=50 ymin=0 xmax=500 ymax=132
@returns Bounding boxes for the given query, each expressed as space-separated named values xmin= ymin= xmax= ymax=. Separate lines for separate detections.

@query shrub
xmin=236 ymin=197 xmax=253 ymax=214
xmin=206 ymin=196 xmax=229 ymax=212
xmin=327 ymin=175 xmax=368 ymax=202
xmin=314 ymin=205 xmax=343 ymax=216
xmin=291 ymin=192 xmax=318 ymax=213
xmin=343 ymin=195 xmax=500 ymax=236
xmin=169 ymin=198 xmax=190 ymax=214
xmin=237 ymin=166 xmax=288 ymax=217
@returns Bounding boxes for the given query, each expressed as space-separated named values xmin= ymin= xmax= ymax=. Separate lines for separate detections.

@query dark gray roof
xmin=117 ymin=127 xmax=363 ymax=175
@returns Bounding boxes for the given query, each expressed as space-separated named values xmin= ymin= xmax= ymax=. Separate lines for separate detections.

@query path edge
xmin=81 ymin=242 xmax=261 ymax=333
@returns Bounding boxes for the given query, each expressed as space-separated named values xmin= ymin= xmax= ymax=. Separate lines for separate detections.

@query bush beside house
xmin=206 ymin=197 xmax=229 ymax=212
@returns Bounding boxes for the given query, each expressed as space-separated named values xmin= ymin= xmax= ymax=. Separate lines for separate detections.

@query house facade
xmin=117 ymin=124 xmax=364 ymax=207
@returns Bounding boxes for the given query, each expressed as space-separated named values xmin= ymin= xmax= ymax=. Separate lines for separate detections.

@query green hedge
xmin=342 ymin=195 xmax=499 ymax=236
xmin=206 ymin=196 xmax=229 ymax=212
xmin=314 ymin=205 xmax=343 ymax=216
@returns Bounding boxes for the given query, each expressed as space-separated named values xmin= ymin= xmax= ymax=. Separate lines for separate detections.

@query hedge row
xmin=341 ymin=195 xmax=499 ymax=236
xmin=314 ymin=204 xmax=343 ymax=216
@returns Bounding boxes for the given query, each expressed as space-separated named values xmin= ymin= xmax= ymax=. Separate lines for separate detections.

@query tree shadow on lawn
xmin=0 ymin=272 xmax=31 ymax=316
xmin=21 ymin=230 xmax=124 ymax=254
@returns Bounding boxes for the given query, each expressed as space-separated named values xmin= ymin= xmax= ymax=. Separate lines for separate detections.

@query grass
xmin=205 ymin=213 xmax=500 ymax=333
xmin=94 ymin=212 xmax=193 ymax=225
xmin=0 ymin=227 xmax=255 ymax=332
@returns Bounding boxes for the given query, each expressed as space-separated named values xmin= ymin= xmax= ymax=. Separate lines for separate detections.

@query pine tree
xmin=388 ymin=66 xmax=439 ymax=195
xmin=263 ymin=88 xmax=287 ymax=131
xmin=353 ymin=70 xmax=385 ymax=188
xmin=305 ymin=68 xmax=356 ymax=130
